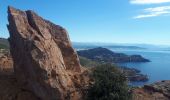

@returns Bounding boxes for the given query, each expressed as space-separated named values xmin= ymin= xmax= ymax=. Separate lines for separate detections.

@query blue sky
xmin=0 ymin=0 xmax=170 ymax=45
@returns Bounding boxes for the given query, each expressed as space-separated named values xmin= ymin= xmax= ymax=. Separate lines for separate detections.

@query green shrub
xmin=87 ymin=64 xmax=131 ymax=100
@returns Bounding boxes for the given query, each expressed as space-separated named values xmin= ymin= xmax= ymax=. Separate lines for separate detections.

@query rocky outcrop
xmin=144 ymin=81 xmax=170 ymax=98
xmin=132 ymin=81 xmax=170 ymax=100
xmin=120 ymin=67 xmax=148 ymax=82
xmin=7 ymin=6 xmax=88 ymax=100
xmin=0 ymin=52 xmax=13 ymax=75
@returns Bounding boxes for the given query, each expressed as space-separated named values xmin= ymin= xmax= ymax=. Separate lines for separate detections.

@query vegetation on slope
xmin=79 ymin=56 xmax=100 ymax=67
xmin=87 ymin=64 xmax=132 ymax=100
xmin=0 ymin=44 xmax=8 ymax=49
xmin=79 ymin=56 xmax=148 ymax=82
xmin=0 ymin=38 xmax=9 ymax=49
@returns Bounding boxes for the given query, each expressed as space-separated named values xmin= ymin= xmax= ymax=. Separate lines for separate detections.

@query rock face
xmin=8 ymin=6 xmax=84 ymax=100
xmin=0 ymin=52 xmax=13 ymax=75
xmin=144 ymin=81 xmax=170 ymax=98
xmin=132 ymin=81 xmax=170 ymax=100
xmin=0 ymin=75 xmax=39 ymax=100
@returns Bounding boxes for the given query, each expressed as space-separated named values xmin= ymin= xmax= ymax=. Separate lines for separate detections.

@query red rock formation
xmin=25 ymin=10 xmax=81 ymax=72
xmin=0 ymin=52 xmax=13 ymax=75
xmin=0 ymin=74 xmax=39 ymax=100
xmin=8 ymin=6 xmax=85 ymax=100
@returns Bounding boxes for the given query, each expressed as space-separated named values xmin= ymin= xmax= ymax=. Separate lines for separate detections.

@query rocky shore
xmin=120 ymin=67 xmax=149 ymax=82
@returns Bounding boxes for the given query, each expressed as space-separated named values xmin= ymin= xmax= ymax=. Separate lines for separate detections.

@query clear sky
xmin=0 ymin=0 xmax=170 ymax=45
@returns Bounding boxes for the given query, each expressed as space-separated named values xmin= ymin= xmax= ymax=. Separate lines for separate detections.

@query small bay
xmin=112 ymin=49 xmax=170 ymax=86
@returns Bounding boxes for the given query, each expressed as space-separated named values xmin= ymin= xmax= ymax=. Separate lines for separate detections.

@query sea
xmin=111 ymin=49 xmax=170 ymax=86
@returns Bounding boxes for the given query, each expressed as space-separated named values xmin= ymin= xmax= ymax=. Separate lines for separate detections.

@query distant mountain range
xmin=73 ymin=42 xmax=170 ymax=51
xmin=73 ymin=42 xmax=146 ymax=50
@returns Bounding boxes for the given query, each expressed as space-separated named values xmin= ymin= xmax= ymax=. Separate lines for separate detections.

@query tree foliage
xmin=87 ymin=64 xmax=131 ymax=100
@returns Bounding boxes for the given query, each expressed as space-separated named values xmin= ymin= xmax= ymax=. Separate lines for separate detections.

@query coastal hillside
xmin=78 ymin=47 xmax=150 ymax=63
xmin=79 ymin=56 xmax=148 ymax=82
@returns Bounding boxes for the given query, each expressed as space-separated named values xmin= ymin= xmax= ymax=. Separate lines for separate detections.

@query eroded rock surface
xmin=0 ymin=75 xmax=39 ymax=100
xmin=0 ymin=52 xmax=13 ymax=75
xmin=7 ymin=6 xmax=87 ymax=100
xmin=132 ymin=81 xmax=170 ymax=100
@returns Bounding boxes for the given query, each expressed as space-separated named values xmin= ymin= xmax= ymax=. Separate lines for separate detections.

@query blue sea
xmin=111 ymin=49 xmax=170 ymax=86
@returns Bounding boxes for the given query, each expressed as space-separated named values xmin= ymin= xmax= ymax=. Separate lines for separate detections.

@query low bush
xmin=87 ymin=64 xmax=131 ymax=100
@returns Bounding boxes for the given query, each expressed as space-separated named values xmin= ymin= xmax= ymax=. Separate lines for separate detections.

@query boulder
xmin=8 ymin=6 xmax=84 ymax=100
